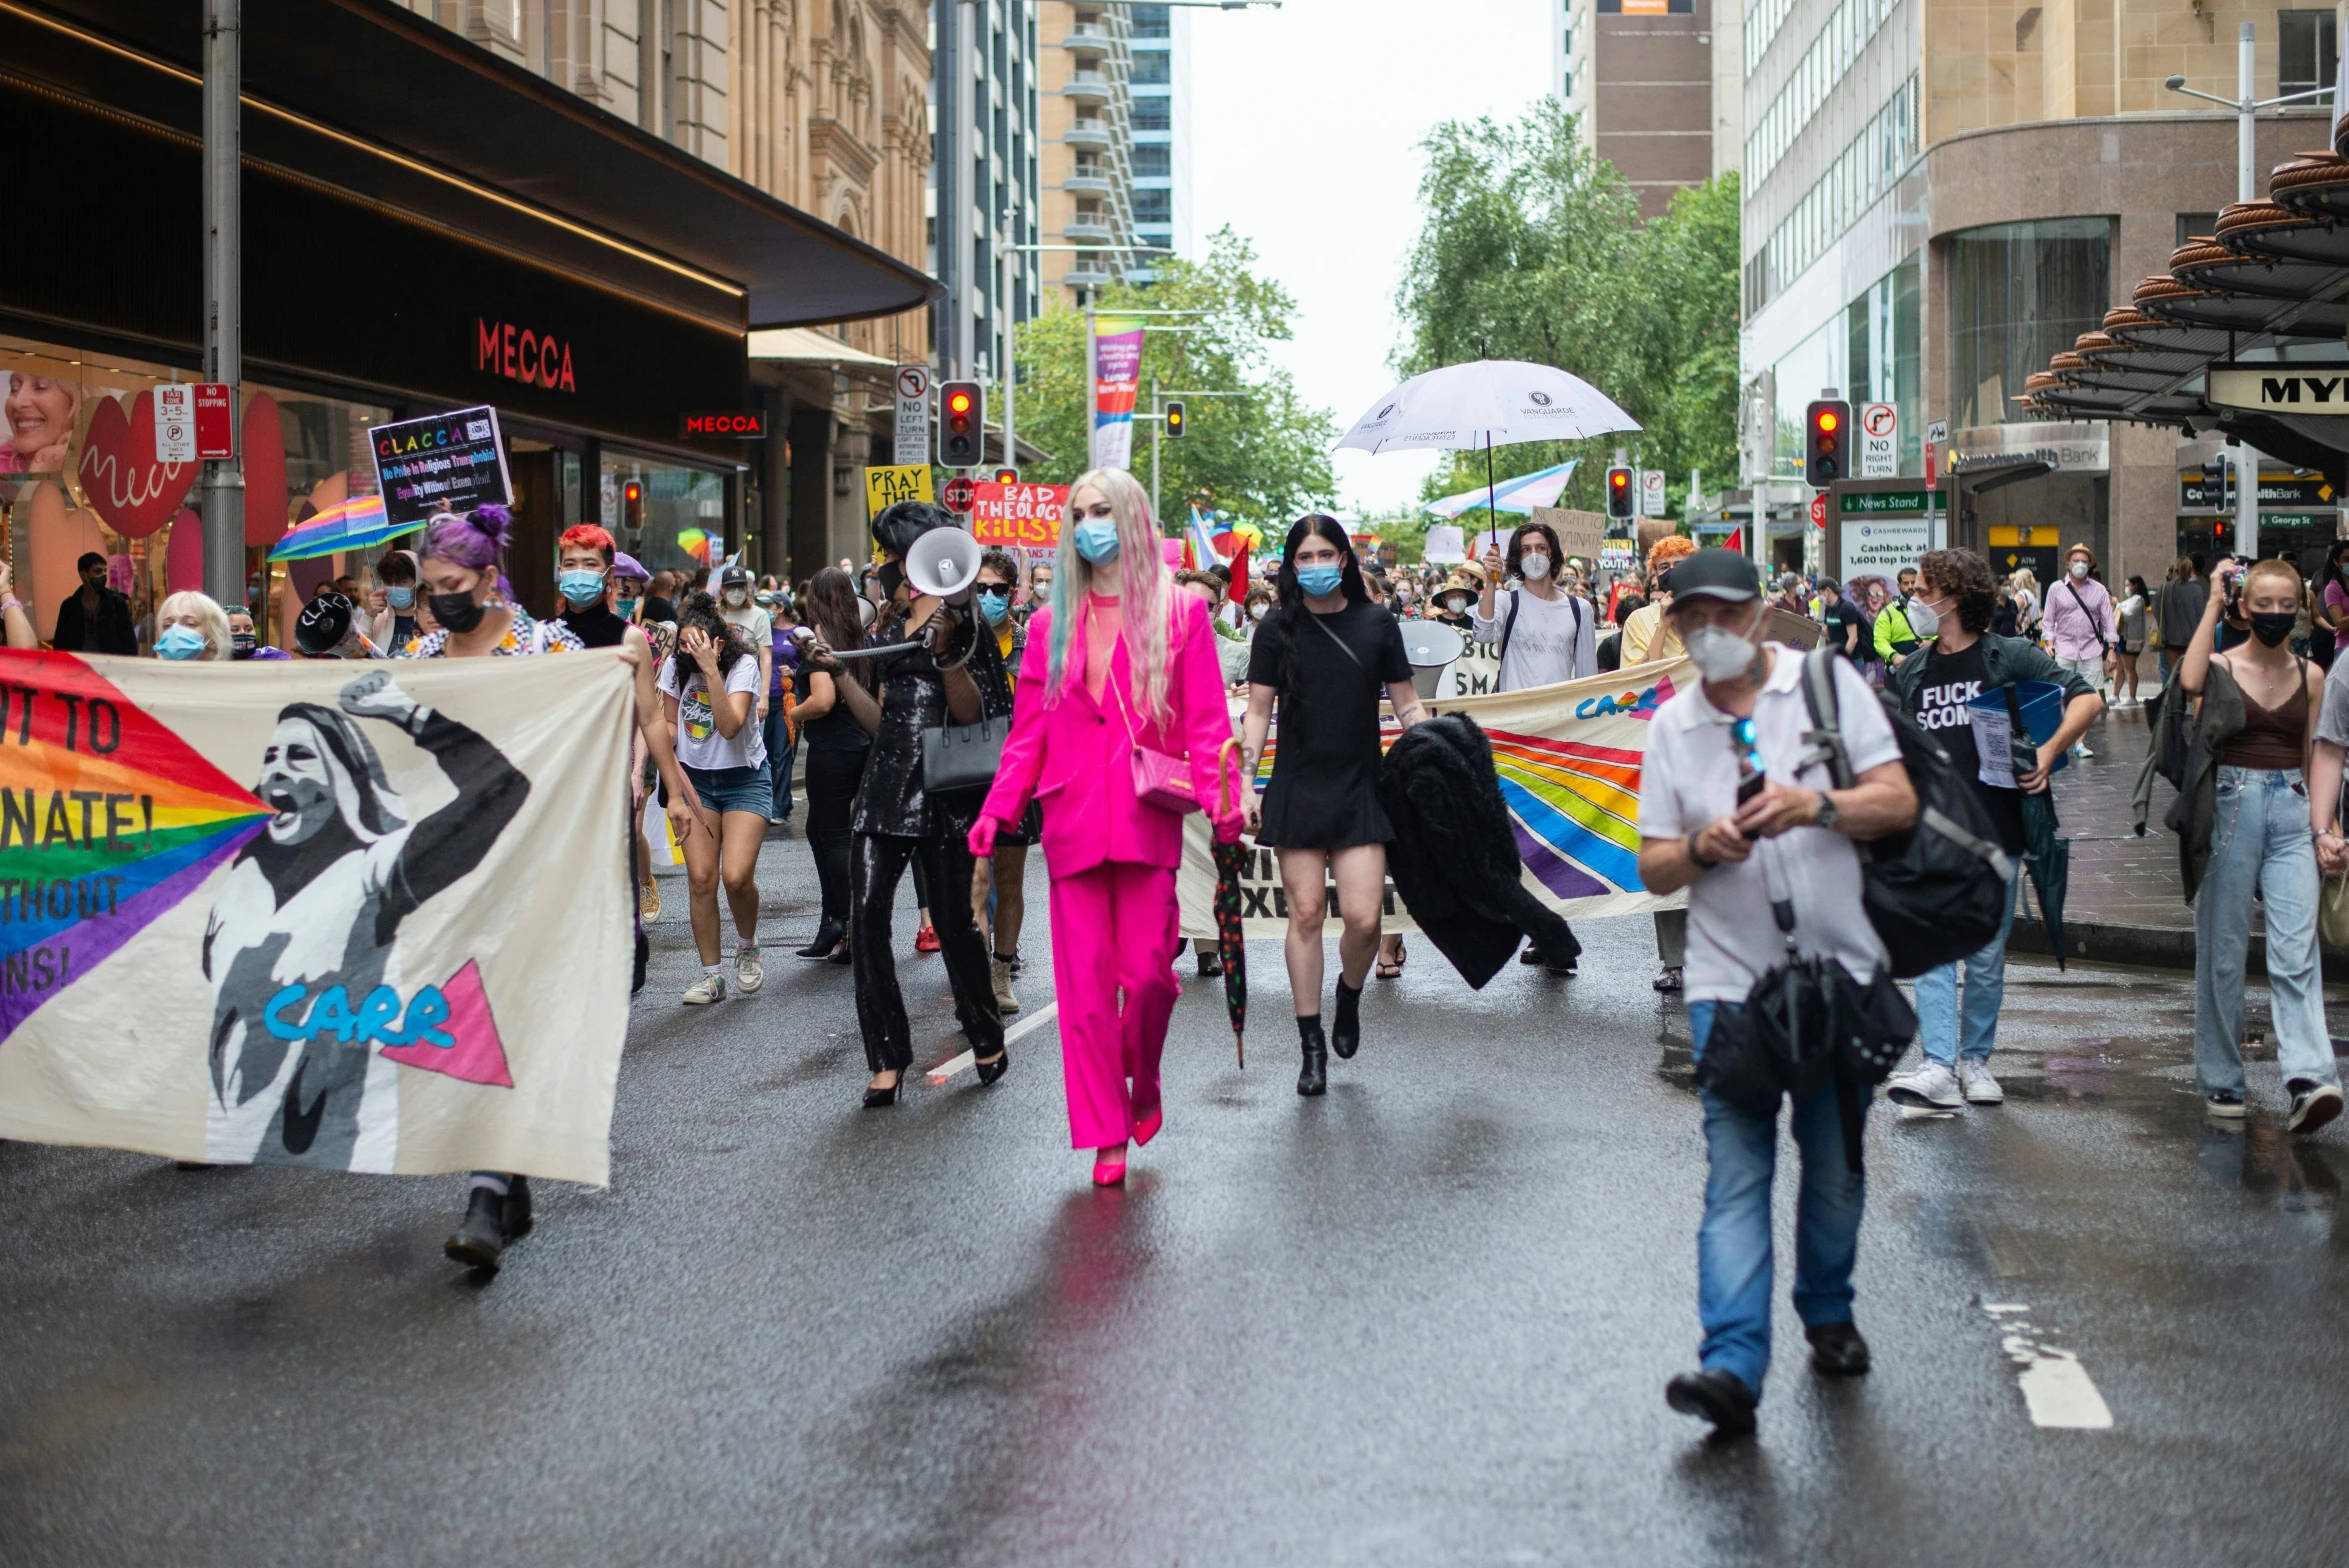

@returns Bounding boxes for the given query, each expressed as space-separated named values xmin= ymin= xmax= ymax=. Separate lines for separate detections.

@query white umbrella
xmin=1338 ymin=359 xmax=1640 ymax=551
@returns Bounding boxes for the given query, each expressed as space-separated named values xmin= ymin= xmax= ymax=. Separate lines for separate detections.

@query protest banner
xmin=1179 ymin=659 xmax=1696 ymax=940
xmin=865 ymin=464 xmax=934 ymax=515
xmin=369 ymin=407 xmax=512 ymax=529
xmin=969 ymin=481 xmax=1069 ymax=552
xmin=0 ymin=650 xmax=636 ymax=1185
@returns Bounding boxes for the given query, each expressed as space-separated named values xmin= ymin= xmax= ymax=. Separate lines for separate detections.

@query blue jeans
xmin=1911 ymin=865 xmax=2021 ymax=1067
xmin=1690 ymin=1001 xmax=1869 ymax=1398
xmin=2194 ymin=766 xmax=2338 ymax=1096
xmin=763 ymin=705 xmax=796 ymax=818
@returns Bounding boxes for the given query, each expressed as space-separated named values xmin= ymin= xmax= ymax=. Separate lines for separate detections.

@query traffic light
xmin=1165 ymin=400 xmax=1187 ymax=439
xmin=939 ymin=381 xmax=984 ymax=468
xmin=621 ymin=479 xmax=643 ymax=536
xmin=995 ymin=467 xmax=1019 ymax=484
xmin=1606 ymin=465 xmax=1634 ymax=519
xmin=1804 ymin=399 xmax=1852 ymax=487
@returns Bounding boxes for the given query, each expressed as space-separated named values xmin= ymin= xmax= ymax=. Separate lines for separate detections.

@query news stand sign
xmin=370 ymin=406 xmax=515 ymax=529
xmin=1833 ymin=485 xmax=1931 ymax=581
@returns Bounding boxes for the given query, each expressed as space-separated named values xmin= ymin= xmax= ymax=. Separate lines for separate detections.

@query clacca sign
xmin=476 ymin=318 xmax=576 ymax=393
xmin=680 ymin=412 xmax=766 ymax=439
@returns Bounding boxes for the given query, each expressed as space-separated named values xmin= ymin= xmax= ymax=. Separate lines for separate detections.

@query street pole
xmin=1001 ymin=218 xmax=1016 ymax=474
xmin=2236 ymin=21 xmax=2262 ymax=559
xmin=1083 ymin=304 xmax=1096 ymax=470
xmin=1150 ymin=375 xmax=1161 ymax=524
xmin=199 ymin=0 xmax=245 ymax=613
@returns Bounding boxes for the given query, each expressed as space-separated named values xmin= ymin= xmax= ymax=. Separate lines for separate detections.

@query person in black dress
xmin=1242 ymin=514 xmax=1430 ymax=1096
xmin=788 ymin=567 xmax=871 ymax=962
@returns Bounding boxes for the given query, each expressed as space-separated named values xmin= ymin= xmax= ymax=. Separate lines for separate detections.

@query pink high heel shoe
xmin=1092 ymin=1151 xmax=1128 ymax=1187
xmin=1133 ymin=1105 xmax=1163 ymax=1146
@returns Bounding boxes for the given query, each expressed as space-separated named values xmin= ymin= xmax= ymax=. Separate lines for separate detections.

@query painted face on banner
xmin=258 ymin=718 xmax=340 ymax=845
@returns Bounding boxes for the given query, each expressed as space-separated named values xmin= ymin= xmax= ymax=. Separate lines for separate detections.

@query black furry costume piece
xmin=1376 ymin=713 xmax=1581 ymax=988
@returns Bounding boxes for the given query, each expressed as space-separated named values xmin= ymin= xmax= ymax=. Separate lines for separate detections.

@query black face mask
xmin=230 ymin=631 xmax=257 ymax=659
xmin=876 ymin=560 xmax=906 ymax=602
xmin=2249 ymin=610 xmax=2296 ymax=648
xmin=431 ymin=590 xmax=486 ymax=634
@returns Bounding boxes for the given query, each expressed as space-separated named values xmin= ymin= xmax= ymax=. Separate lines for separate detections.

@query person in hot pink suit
xmin=970 ymin=468 xmax=1244 ymax=1187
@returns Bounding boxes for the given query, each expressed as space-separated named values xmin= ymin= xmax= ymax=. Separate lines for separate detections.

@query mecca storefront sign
xmin=3 ymin=86 xmax=747 ymax=455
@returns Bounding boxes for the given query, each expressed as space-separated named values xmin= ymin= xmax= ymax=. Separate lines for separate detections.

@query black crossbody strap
xmin=2064 ymin=580 xmax=2110 ymax=654
xmin=1308 ymin=609 xmax=1365 ymax=672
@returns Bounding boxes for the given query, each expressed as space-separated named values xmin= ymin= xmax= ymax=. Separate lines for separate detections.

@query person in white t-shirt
xmin=1474 ymin=519 xmax=1598 ymax=693
xmin=658 ymin=591 xmax=772 ymax=1005
xmin=1633 ymin=548 xmax=1918 ymax=1439
xmin=716 ymin=563 xmax=775 ymax=728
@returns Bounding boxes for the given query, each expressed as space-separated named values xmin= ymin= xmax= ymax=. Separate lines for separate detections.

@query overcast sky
xmin=1188 ymin=0 xmax=1552 ymax=516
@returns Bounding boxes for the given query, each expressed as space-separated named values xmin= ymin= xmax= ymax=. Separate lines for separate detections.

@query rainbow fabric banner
xmin=0 ymin=651 xmax=636 ymax=1185
xmin=1180 ymin=659 xmax=1694 ymax=939
xmin=1091 ymin=316 xmax=1144 ymax=471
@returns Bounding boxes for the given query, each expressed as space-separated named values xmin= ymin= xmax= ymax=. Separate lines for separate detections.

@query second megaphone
xmin=905 ymin=526 xmax=984 ymax=606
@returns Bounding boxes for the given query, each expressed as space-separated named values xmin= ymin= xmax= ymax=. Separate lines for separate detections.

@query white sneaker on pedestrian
xmin=682 ymin=973 xmax=726 ymax=1005
xmin=735 ymin=947 xmax=764 ymax=994
xmin=1888 ymin=1060 xmax=1965 ymax=1111
xmin=2072 ymin=742 xmax=2094 ymax=759
xmin=1958 ymin=1061 xmax=2004 ymax=1104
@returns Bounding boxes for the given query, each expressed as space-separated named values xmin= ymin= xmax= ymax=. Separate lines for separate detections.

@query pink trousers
xmin=1048 ymin=859 xmax=1181 ymax=1150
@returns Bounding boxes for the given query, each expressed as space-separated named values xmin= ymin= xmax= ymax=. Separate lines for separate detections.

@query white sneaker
xmin=2072 ymin=742 xmax=2094 ymax=759
xmin=992 ymin=954 xmax=1020 ymax=1016
xmin=1958 ymin=1060 xmax=2004 ymax=1104
xmin=682 ymin=973 xmax=727 ymax=1005
xmin=1888 ymin=1060 xmax=1965 ymax=1111
xmin=735 ymin=947 xmax=763 ymax=994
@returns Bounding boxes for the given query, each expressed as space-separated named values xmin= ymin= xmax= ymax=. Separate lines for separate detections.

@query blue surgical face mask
xmin=1074 ymin=519 xmax=1122 ymax=564
xmin=617 ymin=596 xmax=640 ymax=621
xmin=977 ymin=591 xmax=1011 ymax=626
xmin=1295 ymin=564 xmax=1346 ymax=599
xmin=385 ymin=586 xmax=415 ymax=611
xmin=156 ymin=624 xmax=209 ymax=661
xmin=558 ymin=569 xmax=606 ymax=608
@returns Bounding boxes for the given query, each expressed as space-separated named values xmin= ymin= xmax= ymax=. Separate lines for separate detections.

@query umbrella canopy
xmin=1337 ymin=361 xmax=1638 ymax=456
xmin=1423 ymin=459 xmax=1579 ymax=519
xmin=2019 ymin=790 xmax=2070 ymax=972
xmin=266 ymin=495 xmax=412 ymax=562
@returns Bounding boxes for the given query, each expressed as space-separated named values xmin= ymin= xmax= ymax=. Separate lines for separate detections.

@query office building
xmin=1556 ymin=0 xmax=1737 ymax=218
xmin=932 ymin=0 xmax=1044 ymax=382
xmin=1040 ymin=2 xmax=1141 ymax=304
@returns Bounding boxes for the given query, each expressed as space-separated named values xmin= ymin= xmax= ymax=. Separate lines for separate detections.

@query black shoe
xmin=1196 ymin=949 xmax=1224 ymax=978
xmin=632 ymin=929 xmax=649 ymax=996
xmin=827 ymin=940 xmax=852 ymax=966
xmin=1652 ymin=965 xmax=1683 ymax=993
xmin=1297 ymin=1017 xmax=1328 ymax=1098
xmin=444 ymin=1187 xmax=508 ymax=1271
xmin=1806 ymin=1320 xmax=1871 ymax=1376
xmin=1519 ymin=943 xmax=1545 ymax=965
xmin=974 ymin=1047 xmax=1009 ymax=1086
xmin=863 ymin=1074 xmax=900 ymax=1109
xmin=1546 ymin=956 xmax=1578 ymax=976
xmin=1331 ymin=979 xmax=1363 ymax=1060
xmin=503 ymin=1174 xmax=533 ymax=1239
xmin=796 ymin=920 xmax=845 ymax=960
xmin=1665 ymin=1368 xmax=1757 ymax=1436
xmin=2288 ymin=1080 xmax=2344 ymax=1135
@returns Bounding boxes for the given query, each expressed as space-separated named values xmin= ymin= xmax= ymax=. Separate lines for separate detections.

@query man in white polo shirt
xmin=1634 ymin=548 xmax=1918 ymax=1438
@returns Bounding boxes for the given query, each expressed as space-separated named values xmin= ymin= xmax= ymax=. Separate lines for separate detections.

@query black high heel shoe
xmin=863 ymin=1072 xmax=901 ymax=1109
xmin=974 ymin=1047 xmax=1010 ymax=1086
xmin=797 ymin=920 xmax=845 ymax=960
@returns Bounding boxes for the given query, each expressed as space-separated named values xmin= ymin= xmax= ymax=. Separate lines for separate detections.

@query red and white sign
xmin=1809 ymin=491 xmax=1828 ymax=529
xmin=968 ymin=482 xmax=1069 ymax=550
xmin=941 ymin=475 xmax=979 ymax=515
xmin=1858 ymin=402 xmax=1896 ymax=478
xmin=193 ymin=382 xmax=236 ymax=458
xmin=153 ymin=384 xmax=196 ymax=463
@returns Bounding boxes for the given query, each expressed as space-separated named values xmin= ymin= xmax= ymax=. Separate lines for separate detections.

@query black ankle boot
xmin=503 ymin=1175 xmax=533 ymax=1239
xmin=797 ymin=919 xmax=845 ymax=959
xmin=444 ymin=1187 xmax=508 ymax=1270
xmin=1297 ymin=1016 xmax=1328 ymax=1097
xmin=1331 ymin=979 xmax=1363 ymax=1060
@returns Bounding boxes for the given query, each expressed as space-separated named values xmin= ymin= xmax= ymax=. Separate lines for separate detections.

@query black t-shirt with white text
xmin=1906 ymin=638 xmax=2026 ymax=855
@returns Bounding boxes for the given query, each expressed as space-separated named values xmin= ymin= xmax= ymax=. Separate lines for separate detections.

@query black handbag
xmin=921 ymin=714 xmax=1009 ymax=795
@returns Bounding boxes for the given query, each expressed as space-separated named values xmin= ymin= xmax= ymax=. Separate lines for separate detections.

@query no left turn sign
xmin=896 ymin=366 xmax=932 ymax=402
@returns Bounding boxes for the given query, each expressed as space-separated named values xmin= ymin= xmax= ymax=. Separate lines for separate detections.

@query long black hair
xmin=668 ymin=590 xmax=747 ymax=688
xmin=1262 ymin=513 xmax=1368 ymax=695
xmin=801 ymin=567 xmax=871 ymax=693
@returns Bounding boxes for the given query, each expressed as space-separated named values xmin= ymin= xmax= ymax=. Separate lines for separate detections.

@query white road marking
xmin=926 ymin=1003 xmax=1059 ymax=1083
xmin=1982 ymin=1301 xmax=2113 ymax=1429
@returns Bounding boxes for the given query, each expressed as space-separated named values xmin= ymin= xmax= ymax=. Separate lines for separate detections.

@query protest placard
xmin=864 ymin=464 xmax=934 ymax=515
xmin=968 ymin=482 xmax=1069 ymax=552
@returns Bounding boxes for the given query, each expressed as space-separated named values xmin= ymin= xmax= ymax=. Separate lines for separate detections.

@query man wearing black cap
xmin=1632 ymin=549 xmax=1918 ymax=1438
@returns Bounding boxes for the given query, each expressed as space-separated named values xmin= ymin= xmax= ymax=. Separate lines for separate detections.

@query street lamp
xmin=2162 ymin=21 xmax=2334 ymax=558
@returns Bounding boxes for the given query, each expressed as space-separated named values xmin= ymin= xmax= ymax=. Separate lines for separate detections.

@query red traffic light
xmin=622 ymin=481 xmax=642 ymax=505
xmin=948 ymin=391 xmax=973 ymax=416
xmin=1609 ymin=471 xmax=1628 ymax=490
xmin=1814 ymin=409 xmax=1840 ymax=434
xmin=995 ymin=467 xmax=1019 ymax=484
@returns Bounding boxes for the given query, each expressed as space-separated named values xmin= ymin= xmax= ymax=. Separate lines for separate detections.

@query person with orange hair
xmin=1622 ymin=534 xmax=1698 ymax=666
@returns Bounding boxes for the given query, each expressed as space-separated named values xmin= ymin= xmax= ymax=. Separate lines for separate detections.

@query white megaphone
xmin=905 ymin=526 xmax=984 ymax=606
xmin=1402 ymin=620 xmax=1464 ymax=700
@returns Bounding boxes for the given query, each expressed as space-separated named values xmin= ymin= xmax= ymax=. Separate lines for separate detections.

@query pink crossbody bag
xmin=1110 ymin=675 xmax=1197 ymax=816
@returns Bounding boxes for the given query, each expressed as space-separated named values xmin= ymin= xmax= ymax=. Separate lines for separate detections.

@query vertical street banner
xmin=1090 ymin=316 xmax=1144 ymax=471
xmin=1179 ymin=660 xmax=1695 ymax=939
xmin=0 ymin=650 xmax=637 ymax=1185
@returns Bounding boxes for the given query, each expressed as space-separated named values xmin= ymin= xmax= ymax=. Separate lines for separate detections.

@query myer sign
xmin=2208 ymin=364 xmax=2349 ymax=411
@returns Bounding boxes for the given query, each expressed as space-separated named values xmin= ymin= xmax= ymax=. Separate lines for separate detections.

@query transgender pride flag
xmin=1090 ymin=316 xmax=1144 ymax=471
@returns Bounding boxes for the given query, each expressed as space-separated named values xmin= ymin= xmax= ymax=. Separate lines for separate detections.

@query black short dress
xmin=1249 ymin=600 xmax=1413 ymax=849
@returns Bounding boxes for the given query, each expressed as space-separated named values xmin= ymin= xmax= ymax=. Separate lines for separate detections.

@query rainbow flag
xmin=0 ymin=653 xmax=270 ymax=1039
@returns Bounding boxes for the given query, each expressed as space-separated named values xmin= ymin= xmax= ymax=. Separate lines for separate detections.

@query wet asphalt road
xmin=6 ymin=831 xmax=2349 ymax=1567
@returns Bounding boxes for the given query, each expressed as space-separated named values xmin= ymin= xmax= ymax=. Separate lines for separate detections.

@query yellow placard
xmin=865 ymin=465 xmax=934 ymax=515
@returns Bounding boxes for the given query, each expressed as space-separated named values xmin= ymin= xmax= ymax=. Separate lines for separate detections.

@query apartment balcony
xmin=1061 ymin=23 xmax=1112 ymax=47
xmin=1065 ymin=218 xmax=1118 ymax=244
xmin=1062 ymin=264 xmax=1112 ymax=288
xmin=1064 ymin=173 xmax=1115 ymax=196
xmin=1065 ymin=118 xmax=1112 ymax=150
xmin=1063 ymin=71 xmax=1111 ymax=102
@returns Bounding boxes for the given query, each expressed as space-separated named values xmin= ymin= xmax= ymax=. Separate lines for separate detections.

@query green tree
xmin=1394 ymin=99 xmax=1740 ymax=526
xmin=1013 ymin=227 xmax=1338 ymax=535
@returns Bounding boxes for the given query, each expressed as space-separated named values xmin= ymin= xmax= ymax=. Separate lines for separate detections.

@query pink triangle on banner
xmin=379 ymin=960 xmax=514 ymax=1088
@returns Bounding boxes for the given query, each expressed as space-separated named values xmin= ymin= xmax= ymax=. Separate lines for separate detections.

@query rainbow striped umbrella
xmin=266 ymin=495 xmax=414 ymax=562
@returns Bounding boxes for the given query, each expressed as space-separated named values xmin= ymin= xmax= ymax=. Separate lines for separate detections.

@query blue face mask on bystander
xmin=1074 ymin=519 xmax=1122 ymax=564
xmin=1295 ymin=564 xmax=1345 ymax=599
xmin=156 ymin=624 xmax=209 ymax=660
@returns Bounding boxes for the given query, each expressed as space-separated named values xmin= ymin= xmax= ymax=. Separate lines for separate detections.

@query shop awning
xmin=749 ymin=328 xmax=902 ymax=368
xmin=15 ymin=0 xmax=941 ymax=332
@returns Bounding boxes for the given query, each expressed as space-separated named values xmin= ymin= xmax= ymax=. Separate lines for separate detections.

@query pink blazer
xmin=980 ymin=591 xmax=1239 ymax=875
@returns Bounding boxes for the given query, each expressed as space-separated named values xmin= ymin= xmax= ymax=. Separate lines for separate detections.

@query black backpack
xmin=1797 ymin=650 xmax=2016 ymax=979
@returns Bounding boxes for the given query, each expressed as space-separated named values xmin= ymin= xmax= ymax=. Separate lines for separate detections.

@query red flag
xmin=1722 ymin=527 xmax=1744 ymax=554
xmin=1227 ymin=541 xmax=1250 ymax=601
xmin=1181 ymin=535 xmax=1197 ymax=572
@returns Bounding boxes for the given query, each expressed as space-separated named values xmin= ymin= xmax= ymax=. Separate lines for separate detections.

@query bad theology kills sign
xmin=0 ymin=651 xmax=636 ymax=1185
